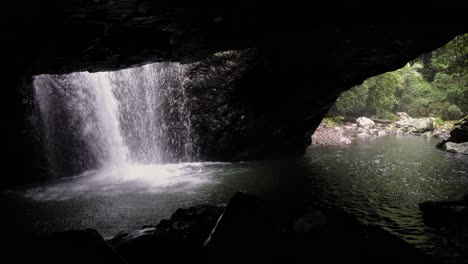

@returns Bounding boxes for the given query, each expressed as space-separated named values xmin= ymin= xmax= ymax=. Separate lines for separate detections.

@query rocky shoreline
xmin=312 ymin=113 xmax=468 ymax=155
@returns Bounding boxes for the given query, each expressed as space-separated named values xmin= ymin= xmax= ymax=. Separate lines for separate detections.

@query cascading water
xmin=33 ymin=62 xmax=197 ymax=180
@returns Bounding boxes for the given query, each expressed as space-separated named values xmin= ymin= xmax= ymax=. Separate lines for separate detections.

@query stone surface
xmin=109 ymin=205 xmax=224 ymax=263
xmin=419 ymin=196 xmax=468 ymax=256
xmin=437 ymin=116 xmax=468 ymax=154
xmin=443 ymin=142 xmax=468 ymax=154
xmin=395 ymin=112 xmax=435 ymax=133
xmin=202 ymin=192 xmax=430 ymax=263
xmin=420 ymin=199 xmax=468 ymax=228
xmin=356 ymin=117 xmax=375 ymax=129
xmin=449 ymin=116 xmax=468 ymax=143
xmin=377 ymin=131 xmax=387 ymax=137
xmin=311 ymin=123 xmax=353 ymax=146
xmin=2 ymin=3 xmax=466 ymax=184
xmin=357 ymin=132 xmax=371 ymax=138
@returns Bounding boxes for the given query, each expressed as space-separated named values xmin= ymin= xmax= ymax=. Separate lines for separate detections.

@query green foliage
xmin=322 ymin=116 xmax=343 ymax=127
xmin=335 ymin=85 xmax=368 ymax=116
xmin=333 ymin=116 xmax=345 ymax=123
xmin=434 ymin=117 xmax=444 ymax=127
xmin=334 ymin=33 xmax=467 ymax=120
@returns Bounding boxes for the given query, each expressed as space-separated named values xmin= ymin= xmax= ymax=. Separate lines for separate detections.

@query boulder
xmin=109 ymin=205 xmax=224 ymax=263
xmin=289 ymin=203 xmax=429 ymax=263
xmin=419 ymin=196 xmax=468 ymax=255
xmin=357 ymin=132 xmax=371 ymax=138
xmin=340 ymin=137 xmax=352 ymax=144
xmin=395 ymin=112 xmax=435 ymax=133
xmin=356 ymin=117 xmax=375 ymax=129
xmin=436 ymin=116 xmax=468 ymax=154
xmin=377 ymin=131 xmax=387 ymax=137
xmin=413 ymin=118 xmax=435 ymax=133
xmin=311 ymin=123 xmax=352 ymax=146
xmin=432 ymin=128 xmax=450 ymax=139
xmin=202 ymin=192 xmax=275 ymax=261
xmin=203 ymin=192 xmax=429 ymax=262
xmin=419 ymin=199 xmax=468 ymax=228
xmin=449 ymin=116 xmax=468 ymax=143
xmin=442 ymin=142 xmax=468 ymax=154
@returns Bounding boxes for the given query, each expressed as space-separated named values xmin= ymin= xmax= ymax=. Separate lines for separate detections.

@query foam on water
xmin=23 ymin=162 xmax=235 ymax=201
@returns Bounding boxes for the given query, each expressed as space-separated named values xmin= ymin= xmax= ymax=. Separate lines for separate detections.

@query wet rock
xmin=449 ymin=116 xmax=468 ymax=143
xmin=368 ymin=128 xmax=379 ymax=135
xmin=377 ymin=130 xmax=387 ymax=137
xmin=357 ymin=132 xmax=371 ymax=138
xmin=395 ymin=112 xmax=435 ymax=133
xmin=357 ymin=127 xmax=367 ymax=133
xmin=288 ymin=203 xmax=429 ymax=263
xmin=2 ymin=229 xmax=125 ymax=263
xmin=109 ymin=205 xmax=224 ymax=263
xmin=442 ymin=142 xmax=468 ymax=154
xmin=437 ymin=116 xmax=468 ymax=154
xmin=419 ymin=198 xmax=468 ymax=228
xmin=202 ymin=192 xmax=429 ymax=263
xmin=311 ymin=123 xmax=353 ymax=146
xmin=357 ymin=117 xmax=375 ymax=129
xmin=202 ymin=192 xmax=276 ymax=261
xmin=340 ymin=137 xmax=352 ymax=144
xmin=413 ymin=118 xmax=436 ymax=133
xmin=419 ymin=196 xmax=468 ymax=255
xmin=432 ymin=128 xmax=450 ymax=139
xmin=344 ymin=124 xmax=357 ymax=130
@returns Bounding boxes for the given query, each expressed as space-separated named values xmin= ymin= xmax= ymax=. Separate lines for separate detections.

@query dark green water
xmin=306 ymin=135 xmax=468 ymax=256
xmin=2 ymin=135 xmax=467 ymax=256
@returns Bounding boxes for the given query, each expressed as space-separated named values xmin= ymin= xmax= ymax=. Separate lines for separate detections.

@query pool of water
xmin=2 ymin=135 xmax=467 ymax=256
xmin=305 ymin=134 xmax=468 ymax=256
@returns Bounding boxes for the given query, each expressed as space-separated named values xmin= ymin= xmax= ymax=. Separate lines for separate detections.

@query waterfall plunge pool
xmin=3 ymin=135 xmax=468 ymax=258
xmin=4 ymin=63 xmax=467 ymax=258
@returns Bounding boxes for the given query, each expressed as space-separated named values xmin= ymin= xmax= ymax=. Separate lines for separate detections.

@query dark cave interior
xmin=1 ymin=1 xmax=467 ymax=263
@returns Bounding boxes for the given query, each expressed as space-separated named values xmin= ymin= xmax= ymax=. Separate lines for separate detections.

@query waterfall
xmin=33 ymin=63 xmax=196 ymax=178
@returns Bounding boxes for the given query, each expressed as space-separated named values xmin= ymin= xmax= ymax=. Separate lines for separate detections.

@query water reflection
xmin=4 ymin=135 xmax=468 ymax=255
xmin=306 ymin=135 xmax=468 ymax=255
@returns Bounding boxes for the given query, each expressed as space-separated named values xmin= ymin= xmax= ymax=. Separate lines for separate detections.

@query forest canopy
xmin=332 ymin=34 xmax=467 ymax=120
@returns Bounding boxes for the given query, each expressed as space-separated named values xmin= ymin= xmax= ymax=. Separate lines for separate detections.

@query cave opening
xmin=6 ymin=35 xmax=465 ymax=262
xmin=306 ymin=34 xmax=468 ymax=260
xmin=1 ymin=3 xmax=467 ymax=262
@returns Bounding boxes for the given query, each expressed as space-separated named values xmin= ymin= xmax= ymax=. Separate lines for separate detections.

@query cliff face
xmin=2 ymin=1 xmax=466 ymax=184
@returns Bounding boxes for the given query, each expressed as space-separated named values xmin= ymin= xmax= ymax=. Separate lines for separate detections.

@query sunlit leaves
xmin=333 ymin=34 xmax=467 ymax=120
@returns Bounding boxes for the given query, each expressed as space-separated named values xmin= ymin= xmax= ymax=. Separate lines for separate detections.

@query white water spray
xmin=33 ymin=62 xmax=196 ymax=180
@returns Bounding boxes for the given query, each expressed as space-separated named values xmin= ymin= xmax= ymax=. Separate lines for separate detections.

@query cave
xmin=1 ymin=2 xmax=467 ymax=263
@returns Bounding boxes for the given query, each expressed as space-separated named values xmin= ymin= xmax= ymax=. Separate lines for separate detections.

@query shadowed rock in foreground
xmin=419 ymin=194 xmax=468 ymax=257
xmin=109 ymin=205 xmax=224 ymax=263
xmin=2 ymin=192 xmax=437 ymax=263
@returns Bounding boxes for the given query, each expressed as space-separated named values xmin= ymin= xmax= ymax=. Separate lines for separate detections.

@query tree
xmin=335 ymin=84 xmax=368 ymax=116
xmin=333 ymin=33 xmax=467 ymax=120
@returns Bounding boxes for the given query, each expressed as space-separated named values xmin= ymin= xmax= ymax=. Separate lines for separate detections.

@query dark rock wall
xmin=1 ymin=74 xmax=48 ymax=187
xmin=2 ymin=2 xmax=467 ymax=185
